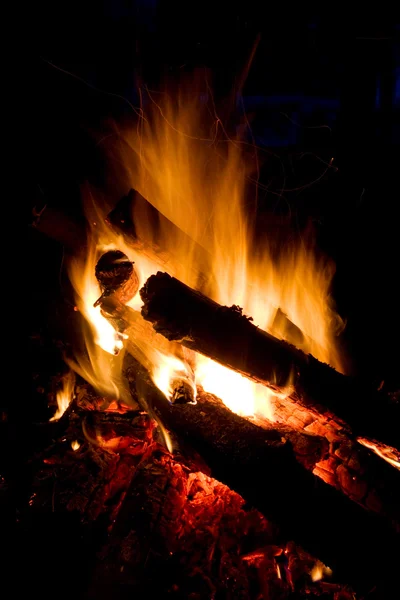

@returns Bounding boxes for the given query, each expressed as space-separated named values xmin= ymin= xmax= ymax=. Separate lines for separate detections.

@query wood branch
xmin=140 ymin=272 xmax=400 ymax=449
xmin=123 ymin=352 xmax=399 ymax=589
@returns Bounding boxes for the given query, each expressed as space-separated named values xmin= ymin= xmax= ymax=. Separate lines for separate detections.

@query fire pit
xmin=24 ymin=84 xmax=399 ymax=599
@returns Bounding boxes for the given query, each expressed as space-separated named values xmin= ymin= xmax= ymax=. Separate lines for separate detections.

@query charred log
xmin=123 ymin=352 xmax=399 ymax=590
xmin=140 ymin=272 xmax=400 ymax=450
xmin=270 ymin=395 xmax=400 ymax=525
xmin=99 ymin=296 xmax=196 ymax=403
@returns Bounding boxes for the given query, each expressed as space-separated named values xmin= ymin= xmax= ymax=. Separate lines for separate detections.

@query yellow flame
xmin=102 ymin=83 xmax=343 ymax=417
xmin=152 ymin=351 xmax=197 ymax=403
xmin=71 ymin=440 xmax=80 ymax=451
xmin=65 ymin=206 xmax=150 ymax=406
xmin=310 ymin=560 xmax=332 ymax=582
xmin=196 ymin=358 xmax=275 ymax=419
xmin=67 ymin=78 xmax=344 ymax=424
xmin=50 ymin=370 xmax=75 ymax=421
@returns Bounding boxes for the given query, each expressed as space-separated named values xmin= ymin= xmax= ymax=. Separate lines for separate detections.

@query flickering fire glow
xmin=50 ymin=370 xmax=75 ymax=421
xmin=65 ymin=81 xmax=344 ymax=424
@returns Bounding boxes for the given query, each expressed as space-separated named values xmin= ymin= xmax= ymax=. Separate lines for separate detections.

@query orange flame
xmin=50 ymin=370 xmax=75 ymax=421
xmin=66 ymin=79 xmax=344 ymax=425
xmin=106 ymin=84 xmax=343 ymax=415
xmin=310 ymin=560 xmax=332 ymax=582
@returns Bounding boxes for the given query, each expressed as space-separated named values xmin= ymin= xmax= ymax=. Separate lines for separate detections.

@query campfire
xmin=28 ymin=87 xmax=399 ymax=599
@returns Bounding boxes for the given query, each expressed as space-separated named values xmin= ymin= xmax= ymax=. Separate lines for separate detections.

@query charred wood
xmin=123 ymin=351 xmax=399 ymax=589
xmin=31 ymin=204 xmax=86 ymax=252
xmin=140 ymin=272 xmax=400 ymax=450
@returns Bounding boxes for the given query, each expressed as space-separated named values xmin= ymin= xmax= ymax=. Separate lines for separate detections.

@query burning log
xmin=123 ymin=353 xmax=399 ymax=590
xmin=140 ymin=272 xmax=400 ymax=450
xmin=96 ymin=255 xmax=196 ymax=403
xmin=107 ymin=189 xmax=213 ymax=290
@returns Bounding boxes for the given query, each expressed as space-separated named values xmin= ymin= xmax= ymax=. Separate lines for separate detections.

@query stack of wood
xmin=25 ymin=386 xmax=356 ymax=599
xmin=31 ymin=189 xmax=400 ymax=598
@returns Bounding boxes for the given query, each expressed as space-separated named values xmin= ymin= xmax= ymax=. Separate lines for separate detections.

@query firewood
xmin=140 ymin=271 xmax=400 ymax=450
xmin=99 ymin=294 xmax=196 ymax=403
xmin=123 ymin=352 xmax=399 ymax=590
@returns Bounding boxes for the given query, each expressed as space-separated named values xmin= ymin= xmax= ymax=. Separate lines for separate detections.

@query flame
xmin=50 ymin=370 xmax=75 ymax=421
xmin=152 ymin=352 xmax=197 ymax=403
xmin=195 ymin=359 xmax=276 ymax=419
xmin=65 ymin=205 xmax=153 ymax=406
xmin=102 ymin=82 xmax=343 ymax=417
xmin=66 ymin=78 xmax=344 ymax=425
xmin=310 ymin=560 xmax=332 ymax=582
xmin=71 ymin=440 xmax=80 ymax=451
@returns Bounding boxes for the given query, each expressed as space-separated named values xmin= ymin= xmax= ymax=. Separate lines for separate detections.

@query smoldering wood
xmin=140 ymin=271 xmax=400 ymax=450
xmin=270 ymin=395 xmax=400 ymax=528
xmin=31 ymin=405 xmax=354 ymax=600
xmin=101 ymin=272 xmax=399 ymax=520
xmin=123 ymin=352 xmax=399 ymax=589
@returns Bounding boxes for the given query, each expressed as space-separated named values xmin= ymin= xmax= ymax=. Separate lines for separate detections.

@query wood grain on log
xmin=140 ymin=272 xmax=400 ymax=449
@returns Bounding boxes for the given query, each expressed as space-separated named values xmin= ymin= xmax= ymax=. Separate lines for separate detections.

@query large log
xmin=27 ymin=397 xmax=357 ymax=599
xmin=140 ymin=272 xmax=400 ymax=450
xmin=123 ymin=352 xmax=399 ymax=591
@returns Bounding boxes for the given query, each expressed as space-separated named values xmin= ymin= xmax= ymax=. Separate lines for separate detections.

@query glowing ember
xmin=357 ymin=438 xmax=400 ymax=471
xmin=50 ymin=371 xmax=75 ymax=421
